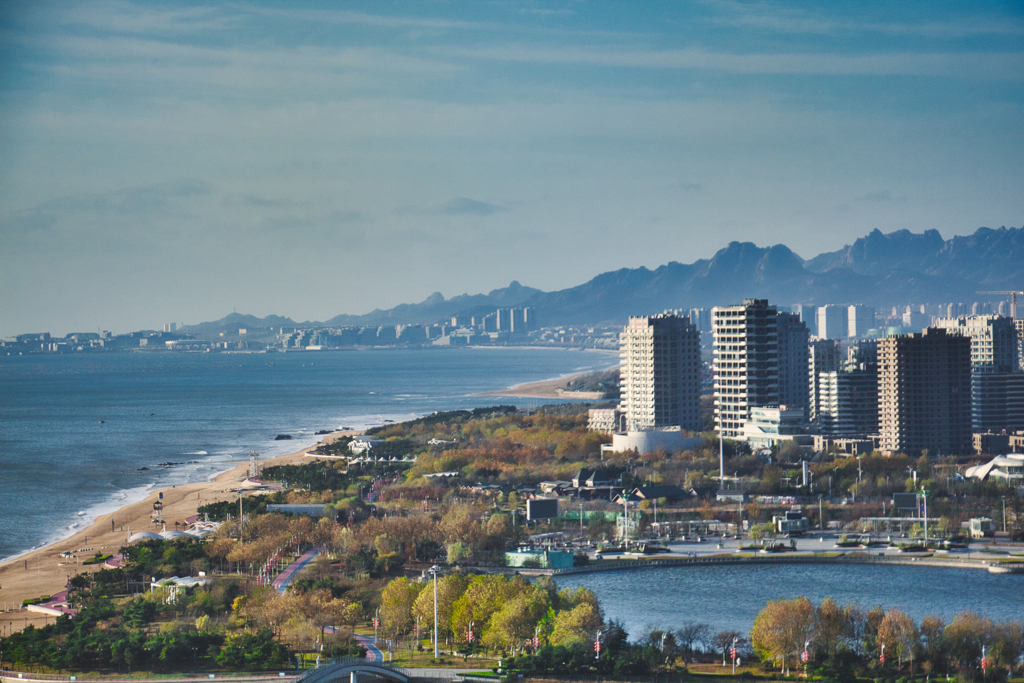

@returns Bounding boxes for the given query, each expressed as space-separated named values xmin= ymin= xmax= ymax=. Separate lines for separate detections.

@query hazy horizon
xmin=2 ymin=2 xmax=1022 ymax=337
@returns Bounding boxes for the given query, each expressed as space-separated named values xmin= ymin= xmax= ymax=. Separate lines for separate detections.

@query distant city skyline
xmin=1 ymin=1 xmax=1022 ymax=337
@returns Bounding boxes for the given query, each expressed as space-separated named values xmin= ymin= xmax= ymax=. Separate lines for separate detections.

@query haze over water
xmin=0 ymin=347 xmax=613 ymax=562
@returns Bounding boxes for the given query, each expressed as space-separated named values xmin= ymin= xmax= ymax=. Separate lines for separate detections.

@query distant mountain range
xmin=184 ymin=226 xmax=1023 ymax=332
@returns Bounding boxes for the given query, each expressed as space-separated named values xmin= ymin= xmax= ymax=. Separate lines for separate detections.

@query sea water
xmin=0 ymin=347 xmax=614 ymax=561
xmin=557 ymin=561 xmax=1024 ymax=636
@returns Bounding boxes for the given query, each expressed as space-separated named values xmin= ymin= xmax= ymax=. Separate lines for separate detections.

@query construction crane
xmin=976 ymin=291 xmax=1024 ymax=319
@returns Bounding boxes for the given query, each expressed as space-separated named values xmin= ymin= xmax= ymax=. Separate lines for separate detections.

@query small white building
xmin=349 ymin=437 xmax=384 ymax=454
xmin=604 ymin=429 xmax=703 ymax=455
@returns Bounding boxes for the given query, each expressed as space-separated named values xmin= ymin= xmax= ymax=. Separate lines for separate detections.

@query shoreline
xmin=0 ymin=432 xmax=356 ymax=626
xmin=476 ymin=363 xmax=619 ymax=399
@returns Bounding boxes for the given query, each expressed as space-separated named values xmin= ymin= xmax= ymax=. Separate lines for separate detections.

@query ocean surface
xmin=557 ymin=562 xmax=1024 ymax=636
xmin=0 ymin=347 xmax=615 ymax=562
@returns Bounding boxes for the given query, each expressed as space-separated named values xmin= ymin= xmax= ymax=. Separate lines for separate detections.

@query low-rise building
xmin=740 ymin=405 xmax=810 ymax=449
xmin=773 ymin=510 xmax=809 ymax=535
xmin=505 ymin=548 xmax=574 ymax=569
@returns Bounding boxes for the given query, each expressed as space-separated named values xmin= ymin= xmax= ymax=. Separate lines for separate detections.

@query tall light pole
xmin=430 ymin=564 xmax=440 ymax=658
xmin=719 ymin=433 xmax=725 ymax=490
xmin=921 ymin=488 xmax=929 ymax=546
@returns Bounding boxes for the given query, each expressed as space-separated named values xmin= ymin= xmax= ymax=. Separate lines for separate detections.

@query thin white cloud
xmin=398 ymin=197 xmax=509 ymax=217
xmin=47 ymin=1 xmax=239 ymax=34
xmin=241 ymin=6 xmax=502 ymax=32
xmin=437 ymin=44 xmax=1024 ymax=79
xmin=702 ymin=0 xmax=1024 ymax=38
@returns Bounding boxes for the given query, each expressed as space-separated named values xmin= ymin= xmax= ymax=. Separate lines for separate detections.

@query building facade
xmin=808 ymin=338 xmax=842 ymax=424
xmin=816 ymin=305 xmax=847 ymax=340
xmin=818 ymin=369 xmax=879 ymax=435
xmin=878 ymin=328 xmax=972 ymax=456
xmin=713 ymin=299 xmax=779 ymax=438
xmin=933 ymin=315 xmax=1018 ymax=373
xmin=619 ymin=313 xmax=702 ymax=431
xmin=776 ymin=313 xmax=811 ymax=418
xmin=971 ymin=372 xmax=1024 ymax=433
xmin=847 ymin=305 xmax=875 ymax=338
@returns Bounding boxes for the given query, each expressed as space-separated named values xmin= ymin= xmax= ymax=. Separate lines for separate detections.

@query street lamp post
xmin=430 ymin=564 xmax=440 ymax=658
xmin=921 ymin=488 xmax=929 ymax=546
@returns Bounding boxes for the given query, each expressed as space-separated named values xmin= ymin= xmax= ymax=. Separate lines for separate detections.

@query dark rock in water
xmin=138 ymin=467 xmax=149 ymax=471
xmin=315 ymin=429 xmax=333 ymax=435
xmin=275 ymin=434 xmax=292 ymax=440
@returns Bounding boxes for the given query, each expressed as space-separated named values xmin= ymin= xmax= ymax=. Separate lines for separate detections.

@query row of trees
xmin=378 ymin=574 xmax=602 ymax=653
xmin=751 ymin=597 xmax=1024 ymax=678
xmin=0 ymin=595 xmax=290 ymax=673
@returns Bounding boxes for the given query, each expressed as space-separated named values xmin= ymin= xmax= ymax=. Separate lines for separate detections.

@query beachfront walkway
xmin=271 ymin=548 xmax=319 ymax=595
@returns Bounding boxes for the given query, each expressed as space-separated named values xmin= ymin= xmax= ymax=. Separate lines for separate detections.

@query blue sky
xmin=1 ymin=1 xmax=1022 ymax=336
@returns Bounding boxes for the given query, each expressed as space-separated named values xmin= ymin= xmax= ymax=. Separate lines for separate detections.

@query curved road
xmin=272 ymin=547 xmax=320 ymax=594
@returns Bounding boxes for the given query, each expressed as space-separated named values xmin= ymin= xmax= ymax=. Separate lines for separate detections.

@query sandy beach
xmin=478 ymin=368 xmax=616 ymax=399
xmin=0 ymin=432 xmax=356 ymax=634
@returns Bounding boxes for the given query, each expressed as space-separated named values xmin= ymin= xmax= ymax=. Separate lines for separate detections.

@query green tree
xmin=549 ymin=602 xmax=602 ymax=647
xmin=484 ymin=586 xmax=550 ymax=650
xmin=413 ymin=574 xmax=470 ymax=646
xmin=215 ymin=628 xmax=290 ymax=671
xmin=380 ymin=578 xmax=422 ymax=639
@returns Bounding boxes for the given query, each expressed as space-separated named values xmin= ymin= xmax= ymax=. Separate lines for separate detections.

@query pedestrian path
xmin=323 ymin=627 xmax=383 ymax=662
xmin=271 ymin=547 xmax=320 ymax=594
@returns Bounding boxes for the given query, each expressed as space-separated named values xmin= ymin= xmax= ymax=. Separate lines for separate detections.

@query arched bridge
xmin=295 ymin=658 xmax=411 ymax=683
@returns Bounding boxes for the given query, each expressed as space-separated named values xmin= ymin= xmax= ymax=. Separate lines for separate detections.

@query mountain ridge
xmin=183 ymin=226 xmax=1022 ymax=331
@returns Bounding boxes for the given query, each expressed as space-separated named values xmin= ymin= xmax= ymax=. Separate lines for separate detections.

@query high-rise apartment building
xmin=816 ymin=305 xmax=847 ymax=340
xmin=818 ymin=370 xmax=879 ymax=435
xmin=712 ymin=299 xmax=779 ymax=438
xmin=847 ymin=305 xmax=875 ymax=338
xmin=933 ymin=314 xmax=1022 ymax=431
xmin=776 ymin=312 xmax=810 ymax=417
xmin=1016 ymin=319 xmax=1024 ymax=372
xmin=933 ymin=315 xmax=1018 ymax=373
xmin=619 ymin=313 xmax=702 ymax=432
xmin=972 ymin=373 xmax=1024 ymax=433
xmin=878 ymin=328 xmax=972 ymax=456
xmin=808 ymin=338 xmax=842 ymax=424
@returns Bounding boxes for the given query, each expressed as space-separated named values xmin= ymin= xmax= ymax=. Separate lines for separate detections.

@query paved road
xmin=271 ymin=548 xmax=320 ymax=594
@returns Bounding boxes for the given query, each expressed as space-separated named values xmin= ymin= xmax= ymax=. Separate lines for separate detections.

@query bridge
xmin=294 ymin=658 xmax=411 ymax=683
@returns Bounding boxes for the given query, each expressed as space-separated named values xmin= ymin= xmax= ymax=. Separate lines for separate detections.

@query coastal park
xmin=1 ymin=402 xmax=1022 ymax=681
